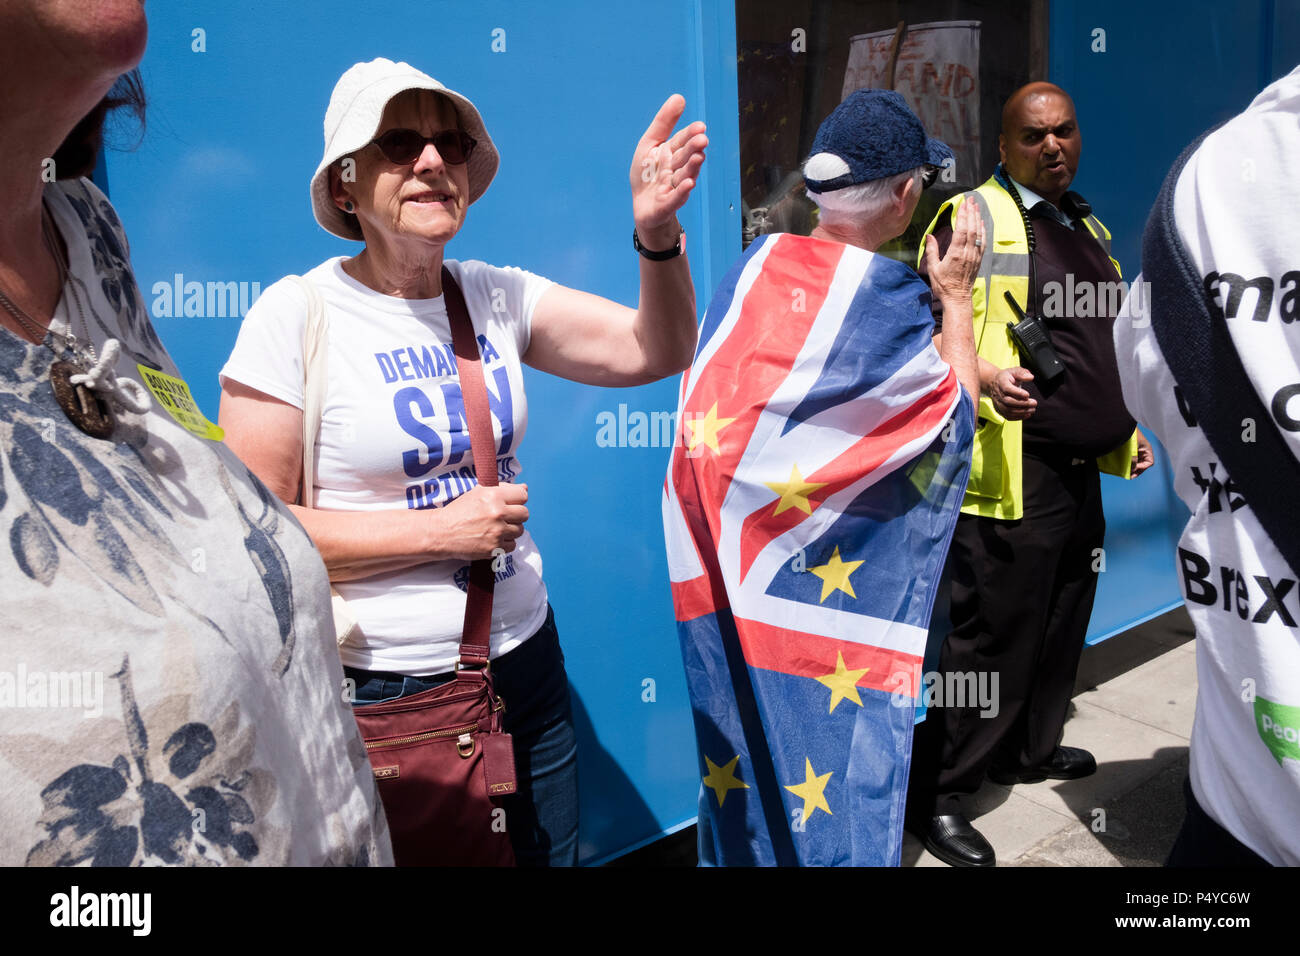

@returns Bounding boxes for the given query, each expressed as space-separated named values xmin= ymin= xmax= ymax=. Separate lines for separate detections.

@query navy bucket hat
xmin=804 ymin=89 xmax=953 ymax=193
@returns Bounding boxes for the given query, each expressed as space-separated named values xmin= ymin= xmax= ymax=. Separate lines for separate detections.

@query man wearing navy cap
xmin=802 ymin=89 xmax=983 ymax=404
xmin=910 ymin=82 xmax=1154 ymax=867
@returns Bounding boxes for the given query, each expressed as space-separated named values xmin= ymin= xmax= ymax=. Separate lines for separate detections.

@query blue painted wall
xmin=101 ymin=0 xmax=1295 ymax=861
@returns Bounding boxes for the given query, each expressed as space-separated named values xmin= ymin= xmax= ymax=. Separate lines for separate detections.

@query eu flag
xmin=663 ymin=233 xmax=973 ymax=865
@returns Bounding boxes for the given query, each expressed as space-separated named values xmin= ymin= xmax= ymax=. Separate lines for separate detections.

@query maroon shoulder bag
xmin=351 ymin=266 xmax=517 ymax=867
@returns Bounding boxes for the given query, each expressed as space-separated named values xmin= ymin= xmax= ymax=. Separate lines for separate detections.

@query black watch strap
xmin=633 ymin=226 xmax=684 ymax=260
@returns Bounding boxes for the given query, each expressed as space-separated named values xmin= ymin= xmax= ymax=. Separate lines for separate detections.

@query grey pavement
xmin=903 ymin=605 xmax=1197 ymax=867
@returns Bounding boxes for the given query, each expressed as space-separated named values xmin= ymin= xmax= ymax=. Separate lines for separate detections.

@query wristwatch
xmin=633 ymin=226 xmax=685 ymax=261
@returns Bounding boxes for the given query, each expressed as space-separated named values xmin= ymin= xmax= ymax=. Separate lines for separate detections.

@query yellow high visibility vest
xmin=918 ymin=174 xmax=1139 ymax=520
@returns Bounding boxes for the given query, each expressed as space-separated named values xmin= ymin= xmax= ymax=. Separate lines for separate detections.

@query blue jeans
xmin=344 ymin=605 xmax=578 ymax=867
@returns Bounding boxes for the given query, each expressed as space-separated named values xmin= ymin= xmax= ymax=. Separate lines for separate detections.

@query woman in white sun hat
xmin=217 ymin=58 xmax=706 ymax=865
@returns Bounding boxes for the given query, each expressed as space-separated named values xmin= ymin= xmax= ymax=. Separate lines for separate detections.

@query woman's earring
xmin=344 ymin=201 xmax=355 ymax=213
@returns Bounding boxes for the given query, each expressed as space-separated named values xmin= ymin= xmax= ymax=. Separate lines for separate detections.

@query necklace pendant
xmin=50 ymin=359 xmax=116 ymax=440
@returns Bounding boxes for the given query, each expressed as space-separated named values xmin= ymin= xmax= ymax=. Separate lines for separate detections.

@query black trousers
xmin=1166 ymin=777 xmax=1271 ymax=867
xmin=914 ymin=450 xmax=1106 ymax=817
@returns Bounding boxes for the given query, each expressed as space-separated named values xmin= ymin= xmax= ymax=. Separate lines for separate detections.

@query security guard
xmin=911 ymin=82 xmax=1154 ymax=867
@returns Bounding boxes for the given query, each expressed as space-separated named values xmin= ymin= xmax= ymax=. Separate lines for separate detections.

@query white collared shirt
xmin=1007 ymin=177 xmax=1076 ymax=230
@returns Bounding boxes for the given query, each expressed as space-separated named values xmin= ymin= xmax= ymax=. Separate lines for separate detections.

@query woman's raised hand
xmin=630 ymin=94 xmax=708 ymax=246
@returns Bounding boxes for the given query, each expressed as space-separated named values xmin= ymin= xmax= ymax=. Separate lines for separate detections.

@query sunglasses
xmin=921 ymin=164 xmax=940 ymax=190
xmin=368 ymin=128 xmax=477 ymax=165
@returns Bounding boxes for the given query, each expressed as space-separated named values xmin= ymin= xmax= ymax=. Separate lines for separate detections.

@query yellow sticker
xmin=135 ymin=364 xmax=225 ymax=441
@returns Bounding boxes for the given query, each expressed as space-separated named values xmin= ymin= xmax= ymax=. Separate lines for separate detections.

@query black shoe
xmin=923 ymin=813 xmax=996 ymax=867
xmin=988 ymin=746 xmax=1098 ymax=785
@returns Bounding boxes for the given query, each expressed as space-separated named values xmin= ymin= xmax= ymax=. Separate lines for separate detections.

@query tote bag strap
xmin=289 ymin=274 xmax=362 ymax=647
xmin=290 ymin=274 xmax=328 ymax=507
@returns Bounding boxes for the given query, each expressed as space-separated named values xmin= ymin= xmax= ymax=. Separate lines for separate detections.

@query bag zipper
xmin=366 ymin=722 xmax=478 ymax=750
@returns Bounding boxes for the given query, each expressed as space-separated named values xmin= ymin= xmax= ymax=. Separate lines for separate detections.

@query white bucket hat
xmin=310 ymin=57 xmax=500 ymax=241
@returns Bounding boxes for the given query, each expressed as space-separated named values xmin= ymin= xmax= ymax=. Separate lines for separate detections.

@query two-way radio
xmin=1004 ymin=289 xmax=1065 ymax=383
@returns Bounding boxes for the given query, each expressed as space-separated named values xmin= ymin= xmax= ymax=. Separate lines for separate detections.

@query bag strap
xmin=1145 ymin=124 xmax=1300 ymax=578
xmin=289 ymin=275 xmax=361 ymax=647
xmin=290 ymin=275 xmax=329 ymax=507
xmin=442 ymin=265 xmax=497 ymax=669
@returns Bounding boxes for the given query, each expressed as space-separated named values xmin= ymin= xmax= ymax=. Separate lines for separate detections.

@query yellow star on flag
xmin=685 ymin=403 xmax=736 ymax=455
xmin=784 ymin=758 xmax=833 ymax=820
xmin=702 ymin=754 xmax=750 ymax=807
xmin=764 ymin=463 xmax=826 ymax=516
xmin=815 ymin=651 xmax=869 ymax=713
xmin=809 ymin=545 xmax=864 ymax=602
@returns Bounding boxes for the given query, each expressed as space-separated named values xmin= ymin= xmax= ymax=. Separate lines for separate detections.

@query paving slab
xmin=1074 ymin=638 xmax=1198 ymax=739
xmin=1014 ymin=752 xmax=1190 ymax=867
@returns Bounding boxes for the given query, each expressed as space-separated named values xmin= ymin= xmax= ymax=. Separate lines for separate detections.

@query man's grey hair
xmin=804 ymin=165 xmax=924 ymax=227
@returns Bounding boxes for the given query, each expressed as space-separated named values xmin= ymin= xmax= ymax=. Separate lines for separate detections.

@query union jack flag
xmin=663 ymin=232 xmax=973 ymax=865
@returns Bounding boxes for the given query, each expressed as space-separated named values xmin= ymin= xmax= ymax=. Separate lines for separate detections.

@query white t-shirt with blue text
xmin=221 ymin=257 xmax=553 ymax=674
